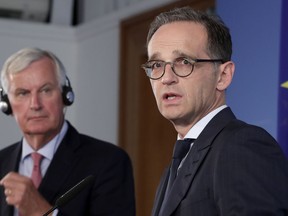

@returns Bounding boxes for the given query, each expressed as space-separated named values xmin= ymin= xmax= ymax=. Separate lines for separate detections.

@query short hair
xmin=146 ymin=6 xmax=232 ymax=62
xmin=0 ymin=48 xmax=67 ymax=93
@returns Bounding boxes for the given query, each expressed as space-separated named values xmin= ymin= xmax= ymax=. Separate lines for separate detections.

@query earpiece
xmin=0 ymin=76 xmax=74 ymax=115
xmin=0 ymin=88 xmax=12 ymax=115
xmin=62 ymin=76 xmax=75 ymax=106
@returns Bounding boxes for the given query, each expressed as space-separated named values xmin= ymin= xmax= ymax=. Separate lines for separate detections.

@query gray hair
xmin=146 ymin=6 xmax=232 ymax=62
xmin=0 ymin=48 xmax=67 ymax=93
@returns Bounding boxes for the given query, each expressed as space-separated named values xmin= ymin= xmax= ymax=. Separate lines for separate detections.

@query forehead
xmin=8 ymin=57 xmax=58 ymax=89
xmin=147 ymin=21 xmax=208 ymax=59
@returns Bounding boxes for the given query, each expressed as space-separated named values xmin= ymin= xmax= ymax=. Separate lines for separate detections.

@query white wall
xmin=0 ymin=0 xmax=175 ymax=149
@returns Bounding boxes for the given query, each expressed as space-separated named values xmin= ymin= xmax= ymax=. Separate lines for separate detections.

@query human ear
xmin=216 ymin=61 xmax=235 ymax=91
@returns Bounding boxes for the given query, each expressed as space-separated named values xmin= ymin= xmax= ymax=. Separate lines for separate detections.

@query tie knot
xmin=173 ymin=138 xmax=195 ymax=160
xmin=31 ymin=152 xmax=43 ymax=166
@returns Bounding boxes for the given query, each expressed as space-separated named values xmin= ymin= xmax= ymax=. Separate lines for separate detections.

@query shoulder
xmin=0 ymin=143 xmax=19 ymax=158
xmin=215 ymin=119 xmax=286 ymax=161
xmin=80 ymin=134 xmax=128 ymax=156
xmin=221 ymin=119 xmax=277 ymax=144
xmin=65 ymin=124 xmax=130 ymax=161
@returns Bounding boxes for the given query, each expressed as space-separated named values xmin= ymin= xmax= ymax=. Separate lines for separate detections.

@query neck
xmin=173 ymin=101 xmax=226 ymax=138
xmin=24 ymin=133 xmax=57 ymax=151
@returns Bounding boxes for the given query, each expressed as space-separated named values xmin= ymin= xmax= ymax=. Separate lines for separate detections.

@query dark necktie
xmin=158 ymin=138 xmax=195 ymax=215
xmin=166 ymin=138 xmax=195 ymax=192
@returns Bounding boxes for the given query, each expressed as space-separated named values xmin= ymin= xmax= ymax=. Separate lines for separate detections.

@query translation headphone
xmin=62 ymin=76 xmax=75 ymax=106
xmin=0 ymin=76 xmax=74 ymax=115
xmin=0 ymin=88 xmax=12 ymax=115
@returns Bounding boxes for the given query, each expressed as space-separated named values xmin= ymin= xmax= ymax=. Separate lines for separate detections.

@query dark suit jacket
xmin=152 ymin=107 xmax=288 ymax=216
xmin=0 ymin=122 xmax=135 ymax=216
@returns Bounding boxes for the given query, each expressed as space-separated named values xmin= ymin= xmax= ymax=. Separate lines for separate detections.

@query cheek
xmin=183 ymin=81 xmax=209 ymax=107
xmin=47 ymin=99 xmax=64 ymax=114
xmin=183 ymin=82 xmax=197 ymax=100
xmin=10 ymin=101 xmax=28 ymax=116
xmin=150 ymin=81 xmax=158 ymax=98
xmin=150 ymin=83 xmax=162 ymax=109
xmin=12 ymin=109 xmax=26 ymax=127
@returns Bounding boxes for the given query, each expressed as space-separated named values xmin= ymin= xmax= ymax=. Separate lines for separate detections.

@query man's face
xmin=147 ymin=21 xmax=223 ymax=128
xmin=8 ymin=57 xmax=65 ymax=137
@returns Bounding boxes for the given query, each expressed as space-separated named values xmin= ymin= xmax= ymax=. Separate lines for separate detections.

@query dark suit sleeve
xmin=214 ymin=124 xmax=288 ymax=215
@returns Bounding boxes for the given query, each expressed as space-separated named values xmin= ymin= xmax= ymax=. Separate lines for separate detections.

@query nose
xmin=30 ymin=93 xmax=42 ymax=110
xmin=161 ymin=63 xmax=178 ymax=85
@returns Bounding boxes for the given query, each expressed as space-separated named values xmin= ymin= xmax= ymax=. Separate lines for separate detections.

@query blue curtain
xmin=278 ymin=0 xmax=288 ymax=158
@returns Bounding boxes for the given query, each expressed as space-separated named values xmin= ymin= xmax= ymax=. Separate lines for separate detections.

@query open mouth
xmin=167 ymin=95 xmax=176 ymax=100
xmin=163 ymin=93 xmax=180 ymax=101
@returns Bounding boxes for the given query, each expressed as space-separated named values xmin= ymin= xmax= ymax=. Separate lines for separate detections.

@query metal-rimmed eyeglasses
xmin=142 ymin=57 xmax=224 ymax=80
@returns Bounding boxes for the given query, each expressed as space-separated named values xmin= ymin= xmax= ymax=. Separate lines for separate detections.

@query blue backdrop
xmin=277 ymin=0 xmax=288 ymax=157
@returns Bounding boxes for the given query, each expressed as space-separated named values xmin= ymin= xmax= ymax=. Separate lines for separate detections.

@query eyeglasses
xmin=142 ymin=57 xmax=224 ymax=80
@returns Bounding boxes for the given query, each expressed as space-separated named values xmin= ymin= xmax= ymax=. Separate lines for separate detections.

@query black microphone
xmin=43 ymin=175 xmax=95 ymax=216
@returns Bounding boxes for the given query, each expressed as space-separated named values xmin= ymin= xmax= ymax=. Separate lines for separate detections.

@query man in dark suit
xmin=141 ymin=7 xmax=288 ymax=215
xmin=0 ymin=48 xmax=135 ymax=216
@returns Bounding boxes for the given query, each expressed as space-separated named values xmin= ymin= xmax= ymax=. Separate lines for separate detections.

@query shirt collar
xmin=21 ymin=121 xmax=68 ymax=161
xmin=179 ymin=105 xmax=227 ymax=140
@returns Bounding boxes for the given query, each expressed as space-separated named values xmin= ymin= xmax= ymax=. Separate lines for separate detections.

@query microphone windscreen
xmin=55 ymin=175 xmax=95 ymax=207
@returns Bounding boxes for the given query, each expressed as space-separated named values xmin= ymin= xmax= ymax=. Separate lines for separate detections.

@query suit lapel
xmin=160 ymin=138 xmax=211 ymax=216
xmin=1 ymin=143 xmax=22 ymax=174
xmin=152 ymin=168 xmax=170 ymax=216
xmin=0 ymin=143 xmax=22 ymax=216
xmin=39 ymin=124 xmax=81 ymax=203
xmin=160 ymin=108 xmax=236 ymax=215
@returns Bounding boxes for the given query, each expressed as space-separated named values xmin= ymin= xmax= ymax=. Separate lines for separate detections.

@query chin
xmin=160 ymin=107 xmax=179 ymax=117
xmin=24 ymin=124 xmax=51 ymax=134
xmin=161 ymin=112 xmax=179 ymax=122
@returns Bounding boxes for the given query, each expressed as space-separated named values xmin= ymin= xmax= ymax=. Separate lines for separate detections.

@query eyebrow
xmin=148 ymin=50 xmax=195 ymax=61
xmin=13 ymin=82 xmax=55 ymax=92
xmin=148 ymin=52 xmax=161 ymax=61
